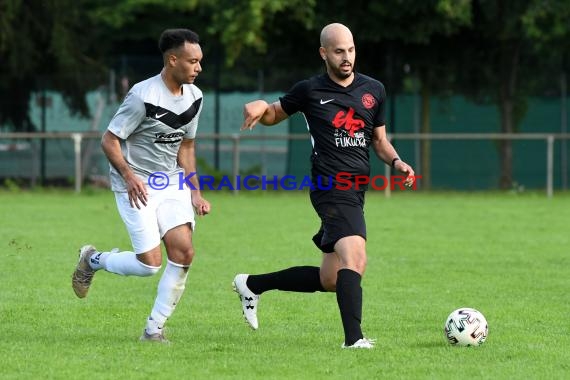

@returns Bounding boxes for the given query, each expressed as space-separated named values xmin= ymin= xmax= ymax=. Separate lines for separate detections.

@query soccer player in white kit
xmin=71 ymin=28 xmax=211 ymax=343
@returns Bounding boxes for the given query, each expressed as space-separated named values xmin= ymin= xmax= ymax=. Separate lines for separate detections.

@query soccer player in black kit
xmin=233 ymin=23 xmax=415 ymax=348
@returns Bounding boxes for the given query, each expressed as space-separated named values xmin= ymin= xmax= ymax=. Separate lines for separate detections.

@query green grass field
xmin=1 ymin=189 xmax=569 ymax=379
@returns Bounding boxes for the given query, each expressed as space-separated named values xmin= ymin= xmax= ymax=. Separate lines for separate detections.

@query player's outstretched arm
xmin=241 ymin=100 xmax=288 ymax=130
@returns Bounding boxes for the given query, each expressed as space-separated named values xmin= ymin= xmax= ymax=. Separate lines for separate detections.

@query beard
xmin=330 ymin=61 xmax=353 ymax=80
xmin=336 ymin=69 xmax=352 ymax=79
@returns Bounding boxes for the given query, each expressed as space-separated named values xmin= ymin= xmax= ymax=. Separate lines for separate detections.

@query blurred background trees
xmin=0 ymin=0 xmax=568 ymax=188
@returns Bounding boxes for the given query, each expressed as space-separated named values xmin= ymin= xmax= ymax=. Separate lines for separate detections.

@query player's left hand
xmin=394 ymin=160 xmax=416 ymax=187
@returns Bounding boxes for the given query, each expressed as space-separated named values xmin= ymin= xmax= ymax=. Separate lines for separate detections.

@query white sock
xmin=94 ymin=249 xmax=161 ymax=276
xmin=146 ymin=260 xmax=190 ymax=334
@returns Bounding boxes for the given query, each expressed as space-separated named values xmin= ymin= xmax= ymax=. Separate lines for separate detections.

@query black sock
xmin=246 ymin=266 xmax=325 ymax=294
xmin=336 ymin=268 xmax=364 ymax=346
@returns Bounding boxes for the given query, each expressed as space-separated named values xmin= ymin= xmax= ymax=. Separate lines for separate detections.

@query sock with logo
xmin=246 ymin=266 xmax=325 ymax=295
xmin=87 ymin=250 xmax=111 ymax=270
xmin=146 ymin=260 xmax=190 ymax=334
xmin=336 ymin=268 xmax=364 ymax=346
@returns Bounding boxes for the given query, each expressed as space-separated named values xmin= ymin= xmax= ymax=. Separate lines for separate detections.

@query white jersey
xmin=107 ymin=74 xmax=203 ymax=192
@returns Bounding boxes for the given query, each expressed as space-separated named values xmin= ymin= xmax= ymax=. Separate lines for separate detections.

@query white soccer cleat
xmin=341 ymin=337 xmax=376 ymax=349
xmin=232 ymin=274 xmax=259 ymax=330
xmin=71 ymin=245 xmax=98 ymax=298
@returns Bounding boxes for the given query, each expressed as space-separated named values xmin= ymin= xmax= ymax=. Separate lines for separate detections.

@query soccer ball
xmin=444 ymin=307 xmax=488 ymax=346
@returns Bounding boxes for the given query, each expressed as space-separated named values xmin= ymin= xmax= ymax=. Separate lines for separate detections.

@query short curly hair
xmin=158 ymin=29 xmax=200 ymax=54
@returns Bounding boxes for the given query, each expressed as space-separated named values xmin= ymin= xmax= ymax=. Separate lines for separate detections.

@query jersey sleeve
xmin=183 ymin=98 xmax=202 ymax=140
xmin=107 ymin=91 xmax=146 ymax=139
xmin=374 ymin=83 xmax=387 ymax=127
xmin=279 ymin=80 xmax=310 ymax=116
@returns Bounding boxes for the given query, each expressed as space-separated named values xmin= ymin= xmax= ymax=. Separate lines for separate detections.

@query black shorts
xmin=309 ymin=189 xmax=366 ymax=253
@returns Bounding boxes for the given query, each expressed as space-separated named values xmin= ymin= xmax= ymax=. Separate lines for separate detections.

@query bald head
xmin=320 ymin=23 xmax=353 ymax=48
xmin=318 ymin=23 xmax=356 ymax=84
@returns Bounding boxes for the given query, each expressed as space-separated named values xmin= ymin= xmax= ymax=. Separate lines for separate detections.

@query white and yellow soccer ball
xmin=444 ymin=307 xmax=488 ymax=346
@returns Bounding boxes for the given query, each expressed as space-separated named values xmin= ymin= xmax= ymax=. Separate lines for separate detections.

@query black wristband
xmin=391 ymin=157 xmax=400 ymax=168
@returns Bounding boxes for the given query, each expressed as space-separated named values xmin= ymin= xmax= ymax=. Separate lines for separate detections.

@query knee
xmin=184 ymin=246 xmax=195 ymax=263
xmin=346 ymin=248 xmax=367 ymax=275
xmin=174 ymin=246 xmax=195 ymax=266
xmin=353 ymin=255 xmax=367 ymax=275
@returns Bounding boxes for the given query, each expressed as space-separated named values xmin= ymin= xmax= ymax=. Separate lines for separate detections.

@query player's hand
xmin=394 ymin=160 xmax=416 ymax=188
xmin=125 ymin=174 xmax=148 ymax=209
xmin=241 ymin=100 xmax=269 ymax=131
xmin=192 ymin=195 xmax=211 ymax=216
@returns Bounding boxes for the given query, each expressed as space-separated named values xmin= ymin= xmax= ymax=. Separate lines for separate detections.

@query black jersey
xmin=280 ymin=73 xmax=386 ymax=186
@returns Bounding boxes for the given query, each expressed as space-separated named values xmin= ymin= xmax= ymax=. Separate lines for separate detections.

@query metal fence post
xmin=30 ymin=138 xmax=39 ymax=188
xmin=385 ymin=135 xmax=393 ymax=198
xmin=72 ymin=133 xmax=83 ymax=193
xmin=547 ymin=135 xmax=554 ymax=198
xmin=232 ymin=133 xmax=240 ymax=194
xmin=384 ymin=162 xmax=391 ymax=198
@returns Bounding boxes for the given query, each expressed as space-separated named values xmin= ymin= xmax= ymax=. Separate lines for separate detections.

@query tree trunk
xmin=420 ymin=84 xmax=431 ymax=189
xmin=498 ymin=40 xmax=521 ymax=189
xmin=498 ymin=97 xmax=514 ymax=189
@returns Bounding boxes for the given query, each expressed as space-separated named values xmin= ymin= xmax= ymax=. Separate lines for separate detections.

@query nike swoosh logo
xmin=155 ymin=112 xmax=168 ymax=118
xmin=320 ymin=99 xmax=334 ymax=104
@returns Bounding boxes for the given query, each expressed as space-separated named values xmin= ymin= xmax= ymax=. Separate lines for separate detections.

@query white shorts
xmin=114 ymin=185 xmax=195 ymax=254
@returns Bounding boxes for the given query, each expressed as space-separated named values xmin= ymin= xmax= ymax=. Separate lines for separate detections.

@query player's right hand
xmin=241 ymin=100 xmax=268 ymax=131
xmin=125 ymin=173 xmax=148 ymax=209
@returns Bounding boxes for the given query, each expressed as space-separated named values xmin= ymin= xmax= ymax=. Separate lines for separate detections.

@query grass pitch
xmin=1 ymin=189 xmax=569 ymax=379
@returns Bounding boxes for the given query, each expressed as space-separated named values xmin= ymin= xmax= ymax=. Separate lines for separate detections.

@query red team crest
xmin=362 ymin=93 xmax=375 ymax=109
